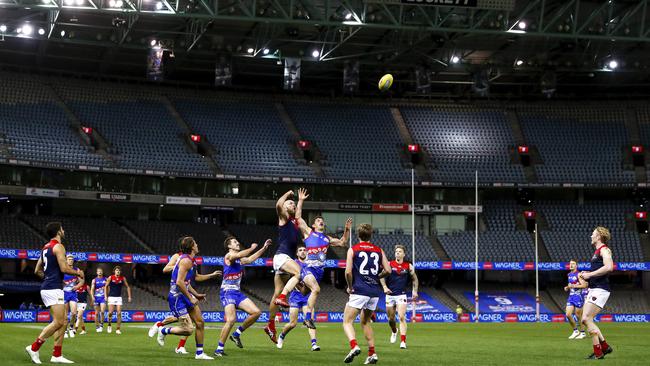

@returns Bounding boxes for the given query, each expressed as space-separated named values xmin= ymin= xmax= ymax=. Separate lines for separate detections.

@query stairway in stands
xmin=504 ymin=109 xmax=539 ymax=183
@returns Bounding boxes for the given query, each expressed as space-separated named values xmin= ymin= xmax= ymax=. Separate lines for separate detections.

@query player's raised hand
xmin=298 ymin=188 xmax=309 ymax=201
xmin=412 ymin=291 xmax=419 ymax=301
xmin=262 ymin=239 xmax=272 ymax=249
xmin=250 ymin=243 xmax=258 ymax=250
xmin=195 ymin=293 xmax=207 ymax=301
xmin=128 ymin=297 xmax=132 ymax=303
xmin=563 ymin=286 xmax=570 ymax=292
xmin=212 ymin=270 xmax=222 ymax=278
xmin=345 ymin=217 xmax=353 ymax=229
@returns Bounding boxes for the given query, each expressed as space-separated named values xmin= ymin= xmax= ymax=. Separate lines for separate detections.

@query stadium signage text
xmin=97 ymin=193 xmax=130 ymax=201
xmin=165 ymin=196 xmax=202 ymax=205
xmin=1 ymin=248 xmax=649 ymax=271
xmin=26 ymin=187 xmax=60 ymax=198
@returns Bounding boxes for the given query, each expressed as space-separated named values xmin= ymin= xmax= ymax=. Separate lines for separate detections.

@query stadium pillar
xmin=411 ymin=168 xmax=416 ymax=322
xmin=535 ymin=223 xmax=540 ymax=322
xmin=474 ymin=171 xmax=479 ymax=322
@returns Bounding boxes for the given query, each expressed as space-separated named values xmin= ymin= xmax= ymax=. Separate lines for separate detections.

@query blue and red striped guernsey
xmin=351 ymin=242 xmax=384 ymax=297
xmin=41 ymin=239 xmax=63 ymax=291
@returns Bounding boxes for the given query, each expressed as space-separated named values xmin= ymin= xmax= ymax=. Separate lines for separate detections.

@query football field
xmin=2 ymin=322 xmax=648 ymax=365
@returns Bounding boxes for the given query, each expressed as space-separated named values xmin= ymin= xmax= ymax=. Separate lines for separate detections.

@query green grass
xmin=2 ymin=322 xmax=649 ymax=365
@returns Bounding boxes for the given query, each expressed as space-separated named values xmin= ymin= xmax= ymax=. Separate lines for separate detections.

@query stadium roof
xmin=1 ymin=0 xmax=650 ymax=96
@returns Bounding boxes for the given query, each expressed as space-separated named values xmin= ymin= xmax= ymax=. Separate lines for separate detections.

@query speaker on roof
xmin=343 ymin=60 xmax=360 ymax=94
xmin=415 ymin=66 xmax=431 ymax=94
xmin=215 ymin=54 xmax=232 ymax=87
xmin=146 ymin=47 xmax=164 ymax=82
xmin=283 ymin=57 xmax=301 ymax=91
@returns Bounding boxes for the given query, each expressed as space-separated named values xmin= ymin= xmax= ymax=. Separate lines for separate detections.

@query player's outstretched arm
xmin=295 ymin=188 xmax=309 ymax=219
xmin=241 ymin=240 xmax=272 ymax=265
xmin=330 ymin=217 xmax=352 ymax=247
xmin=345 ymin=248 xmax=354 ymax=293
xmin=228 ymin=244 xmax=258 ymax=261
xmin=378 ymin=249 xmax=392 ymax=279
xmin=195 ymin=270 xmax=222 ymax=282
xmin=73 ymin=276 xmax=85 ymax=291
xmin=162 ymin=253 xmax=180 ymax=274
xmin=276 ymin=190 xmax=294 ymax=222
xmin=410 ymin=263 xmax=419 ymax=299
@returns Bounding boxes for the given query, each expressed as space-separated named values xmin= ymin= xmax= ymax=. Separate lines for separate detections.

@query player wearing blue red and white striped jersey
xmin=90 ymin=267 xmax=107 ymax=332
xmin=579 ymin=227 xmax=615 ymax=360
xmin=214 ymin=236 xmax=270 ymax=356
xmin=157 ymin=237 xmax=214 ymax=360
xmin=379 ymin=245 xmax=419 ymax=349
xmin=293 ymin=215 xmax=352 ymax=330
xmin=62 ymin=255 xmax=84 ymax=339
xmin=25 ymin=222 xmax=84 ymax=365
xmin=277 ymin=246 xmax=320 ymax=351
xmin=343 ymin=223 xmax=391 ymax=365
xmin=103 ymin=266 xmax=131 ymax=335
xmin=148 ymin=250 xmax=221 ymax=354
xmin=563 ymin=259 xmax=587 ymax=340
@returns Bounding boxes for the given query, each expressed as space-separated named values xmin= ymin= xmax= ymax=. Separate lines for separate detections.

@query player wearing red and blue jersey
xmin=294 ymin=215 xmax=352 ymax=330
xmin=74 ymin=283 xmax=91 ymax=336
xmin=265 ymin=188 xmax=310 ymax=343
xmin=25 ymin=222 xmax=84 ymax=365
xmin=215 ymin=237 xmax=270 ymax=356
xmin=157 ymin=237 xmax=213 ymax=360
xmin=103 ymin=266 xmax=131 ymax=335
xmin=148 ymin=250 xmax=221 ymax=354
xmin=563 ymin=259 xmax=587 ymax=339
xmin=380 ymin=245 xmax=419 ymax=349
xmin=277 ymin=246 xmax=320 ymax=351
xmin=579 ymin=227 xmax=615 ymax=360
xmin=343 ymin=223 xmax=391 ymax=364
xmin=90 ymin=267 xmax=107 ymax=332
xmin=62 ymin=255 xmax=84 ymax=339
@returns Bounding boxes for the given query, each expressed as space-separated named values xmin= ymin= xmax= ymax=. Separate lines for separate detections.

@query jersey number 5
xmin=359 ymin=252 xmax=380 ymax=275
xmin=42 ymin=250 xmax=49 ymax=271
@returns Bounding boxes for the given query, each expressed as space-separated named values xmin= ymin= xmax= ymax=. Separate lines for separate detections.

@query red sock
xmin=178 ymin=338 xmax=187 ymax=348
xmin=31 ymin=337 xmax=45 ymax=352
xmin=278 ymin=294 xmax=286 ymax=301
xmin=600 ymin=339 xmax=609 ymax=350
xmin=350 ymin=339 xmax=358 ymax=349
xmin=368 ymin=346 xmax=375 ymax=356
xmin=53 ymin=345 xmax=62 ymax=358
xmin=268 ymin=318 xmax=276 ymax=330
xmin=401 ymin=335 xmax=406 ymax=343
xmin=156 ymin=322 xmax=163 ymax=327
xmin=82 ymin=325 xmax=86 ymax=331
xmin=593 ymin=344 xmax=603 ymax=357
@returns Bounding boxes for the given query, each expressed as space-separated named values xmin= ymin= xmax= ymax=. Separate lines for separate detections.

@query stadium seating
xmin=122 ymin=220 xmax=227 ymax=256
xmin=227 ymin=224 xmax=279 ymax=254
xmin=519 ymin=105 xmax=634 ymax=183
xmin=438 ymin=201 xmax=535 ymax=261
xmin=372 ymin=234 xmax=439 ymax=261
xmin=21 ymin=215 xmax=142 ymax=253
xmin=173 ymin=99 xmax=315 ymax=178
xmin=0 ymin=216 xmax=44 ymax=249
xmin=538 ymin=201 xmax=643 ymax=262
xmin=400 ymin=106 xmax=526 ymax=183
xmin=285 ymin=103 xmax=409 ymax=181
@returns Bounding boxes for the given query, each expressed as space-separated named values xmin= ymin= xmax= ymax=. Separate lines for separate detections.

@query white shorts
xmin=108 ymin=296 xmax=123 ymax=306
xmin=273 ymin=253 xmax=293 ymax=273
xmin=347 ymin=294 xmax=379 ymax=311
xmin=586 ymin=288 xmax=610 ymax=309
xmin=77 ymin=303 xmax=87 ymax=312
xmin=41 ymin=289 xmax=65 ymax=308
xmin=385 ymin=294 xmax=408 ymax=307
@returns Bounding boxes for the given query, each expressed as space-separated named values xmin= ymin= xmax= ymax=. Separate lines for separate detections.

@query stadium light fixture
xmin=0 ymin=25 xmax=6 ymax=33
xmin=75 ymin=0 xmax=84 ymax=5
xmin=450 ymin=56 xmax=460 ymax=64
xmin=518 ymin=21 xmax=527 ymax=30
xmin=64 ymin=0 xmax=73 ymax=4
xmin=155 ymin=1 xmax=163 ymax=10
xmin=60 ymin=30 xmax=66 ymax=37
xmin=516 ymin=60 xmax=524 ymax=66
xmin=38 ymin=28 xmax=45 ymax=36
xmin=608 ymin=60 xmax=618 ymax=70
xmin=263 ymin=48 xmax=270 ymax=55
xmin=22 ymin=24 xmax=33 ymax=36
xmin=344 ymin=12 xmax=352 ymax=20
xmin=247 ymin=47 xmax=254 ymax=54
xmin=312 ymin=50 xmax=320 ymax=58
